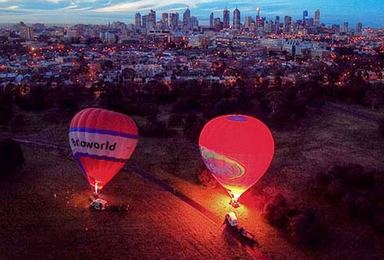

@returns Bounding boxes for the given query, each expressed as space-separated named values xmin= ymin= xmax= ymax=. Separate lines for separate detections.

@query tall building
xmin=244 ymin=16 xmax=253 ymax=28
xmin=190 ymin=16 xmax=199 ymax=28
xmin=303 ymin=10 xmax=308 ymax=21
xmin=209 ymin=12 xmax=214 ymax=28
xmin=314 ymin=9 xmax=320 ymax=26
xmin=355 ymin=22 xmax=363 ymax=36
xmin=142 ymin=15 xmax=148 ymax=29
xmin=256 ymin=7 xmax=260 ymax=20
xmin=233 ymin=8 xmax=241 ymax=30
xmin=275 ymin=16 xmax=280 ymax=33
xmin=284 ymin=16 xmax=292 ymax=34
xmin=169 ymin=13 xmax=179 ymax=30
xmin=183 ymin=8 xmax=191 ymax=30
xmin=343 ymin=21 xmax=349 ymax=34
xmin=135 ymin=12 xmax=142 ymax=28
xmin=147 ymin=9 xmax=156 ymax=29
xmin=214 ymin=17 xmax=222 ymax=31
xmin=223 ymin=9 xmax=230 ymax=29
xmin=162 ymin=13 xmax=168 ymax=23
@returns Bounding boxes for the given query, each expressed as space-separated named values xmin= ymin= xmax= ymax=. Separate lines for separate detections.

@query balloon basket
xmin=229 ymin=198 xmax=240 ymax=208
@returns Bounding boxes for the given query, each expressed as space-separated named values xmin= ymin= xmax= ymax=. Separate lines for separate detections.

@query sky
xmin=0 ymin=0 xmax=383 ymax=28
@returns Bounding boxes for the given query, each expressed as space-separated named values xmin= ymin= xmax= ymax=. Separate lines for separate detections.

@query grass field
xmin=2 ymin=104 xmax=384 ymax=260
xmin=0 ymin=146 xmax=254 ymax=260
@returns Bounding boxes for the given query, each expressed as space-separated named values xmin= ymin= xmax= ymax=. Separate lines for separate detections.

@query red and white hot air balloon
xmin=199 ymin=115 xmax=274 ymax=207
xmin=69 ymin=108 xmax=138 ymax=195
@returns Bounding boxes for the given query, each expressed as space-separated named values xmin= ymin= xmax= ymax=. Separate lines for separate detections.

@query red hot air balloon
xmin=69 ymin=108 xmax=138 ymax=195
xmin=199 ymin=115 xmax=274 ymax=207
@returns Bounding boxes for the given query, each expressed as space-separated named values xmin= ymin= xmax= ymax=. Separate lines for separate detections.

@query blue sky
xmin=0 ymin=0 xmax=383 ymax=27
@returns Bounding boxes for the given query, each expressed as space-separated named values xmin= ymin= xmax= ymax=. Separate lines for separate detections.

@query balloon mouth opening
xmin=227 ymin=115 xmax=248 ymax=122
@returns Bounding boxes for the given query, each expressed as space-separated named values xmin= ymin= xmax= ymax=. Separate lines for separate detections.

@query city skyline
xmin=0 ymin=0 xmax=382 ymax=28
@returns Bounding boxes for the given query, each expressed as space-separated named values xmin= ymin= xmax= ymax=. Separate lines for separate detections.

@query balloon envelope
xmin=199 ymin=115 xmax=274 ymax=200
xmin=69 ymin=108 xmax=138 ymax=193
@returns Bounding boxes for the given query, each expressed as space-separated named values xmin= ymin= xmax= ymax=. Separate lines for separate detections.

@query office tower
xmin=233 ymin=8 xmax=241 ymax=30
xmin=256 ymin=7 xmax=260 ymax=20
xmin=162 ymin=13 xmax=168 ymax=23
xmin=244 ymin=16 xmax=252 ymax=28
xmin=275 ymin=16 xmax=280 ymax=33
xmin=343 ymin=21 xmax=349 ymax=34
xmin=303 ymin=10 xmax=308 ymax=21
xmin=209 ymin=12 xmax=214 ymax=28
xmin=214 ymin=17 xmax=222 ymax=31
xmin=169 ymin=13 xmax=178 ymax=30
xmin=183 ymin=8 xmax=191 ymax=30
xmin=147 ymin=9 xmax=156 ymax=29
xmin=284 ymin=16 xmax=292 ymax=34
xmin=190 ymin=16 xmax=198 ymax=28
xmin=142 ymin=15 xmax=148 ymax=29
xmin=332 ymin=24 xmax=340 ymax=34
xmin=355 ymin=22 xmax=363 ymax=35
xmin=223 ymin=9 xmax=230 ymax=28
xmin=135 ymin=12 xmax=142 ymax=28
xmin=314 ymin=9 xmax=320 ymax=26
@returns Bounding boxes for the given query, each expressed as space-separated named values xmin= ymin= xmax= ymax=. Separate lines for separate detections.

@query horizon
xmin=0 ymin=0 xmax=382 ymax=28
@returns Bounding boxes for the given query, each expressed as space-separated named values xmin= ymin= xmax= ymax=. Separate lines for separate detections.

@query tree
xmin=0 ymin=91 xmax=13 ymax=126
xmin=379 ymin=117 xmax=384 ymax=138
xmin=0 ymin=139 xmax=24 ymax=176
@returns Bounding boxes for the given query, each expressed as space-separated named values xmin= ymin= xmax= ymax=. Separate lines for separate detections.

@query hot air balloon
xmin=69 ymin=108 xmax=138 ymax=195
xmin=199 ymin=115 xmax=274 ymax=207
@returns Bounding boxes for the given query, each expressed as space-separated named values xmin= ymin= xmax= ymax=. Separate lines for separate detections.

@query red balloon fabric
xmin=69 ymin=108 xmax=138 ymax=193
xmin=199 ymin=115 xmax=274 ymax=200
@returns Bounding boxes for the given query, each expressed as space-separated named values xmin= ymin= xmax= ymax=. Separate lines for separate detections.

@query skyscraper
xmin=209 ymin=12 xmax=214 ymax=28
xmin=147 ymin=9 xmax=156 ymax=29
xmin=256 ymin=7 xmax=260 ymax=20
xmin=233 ymin=8 xmax=241 ymax=30
xmin=214 ymin=17 xmax=222 ymax=31
xmin=303 ymin=10 xmax=308 ymax=21
xmin=355 ymin=22 xmax=363 ymax=36
xmin=183 ymin=8 xmax=191 ymax=30
xmin=142 ymin=15 xmax=148 ymax=29
xmin=275 ymin=16 xmax=280 ymax=33
xmin=169 ymin=13 xmax=179 ymax=30
xmin=314 ymin=9 xmax=320 ymax=26
xmin=162 ymin=13 xmax=168 ymax=23
xmin=284 ymin=16 xmax=292 ymax=34
xmin=135 ymin=12 xmax=142 ymax=28
xmin=223 ymin=9 xmax=230 ymax=29
xmin=343 ymin=21 xmax=349 ymax=34
xmin=244 ymin=16 xmax=253 ymax=28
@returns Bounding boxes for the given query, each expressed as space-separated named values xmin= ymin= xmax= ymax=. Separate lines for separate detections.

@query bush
xmin=0 ymin=91 xmax=13 ymax=126
xmin=197 ymin=166 xmax=218 ymax=188
xmin=139 ymin=120 xmax=170 ymax=138
xmin=0 ymin=139 xmax=24 ymax=176
xmin=262 ymin=194 xmax=289 ymax=228
xmin=379 ymin=117 xmax=384 ymax=138
xmin=262 ymin=193 xmax=322 ymax=245
xmin=287 ymin=209 xmax=321 ymax=245
xmin=183 ymin=114 xmax=206 ymax=142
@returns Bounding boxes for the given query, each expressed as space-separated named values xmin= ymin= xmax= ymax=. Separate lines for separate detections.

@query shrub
xmin=379 ymin=117 xmax=384 ymax=138
xmin=183 ymin=114 xmax=206 ymax=142
xmin=0 ymin=91 xmax=13 ymax=126
xmin=262 ymin=193 xmax=322 ymax=245
xmin=197 ymin=166 xmax=218 ymax=188
xmin=139 ymin=120 xmax=170 ymax=138
xmin=262 ymin=194 xmax=289 ymax=227
xmin=287 ymin=209 xmax=321 ymax=245
xmin=0 ymin=139 xmax=24 ymax=176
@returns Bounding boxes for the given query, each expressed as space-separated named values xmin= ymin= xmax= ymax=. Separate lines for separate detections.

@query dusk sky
xmin=0 ymin=0 xmax=383 ymax=27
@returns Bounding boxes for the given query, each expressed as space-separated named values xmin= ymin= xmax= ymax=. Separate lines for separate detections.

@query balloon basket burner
xmin=230 ymin=198 xmax=240 ymax=208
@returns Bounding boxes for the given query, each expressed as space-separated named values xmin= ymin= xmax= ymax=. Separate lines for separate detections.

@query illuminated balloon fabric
xmin=199 ymin=115 xmax=274 ymax=200
xmin=69 ymin=108 xmax=138 ymax=193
